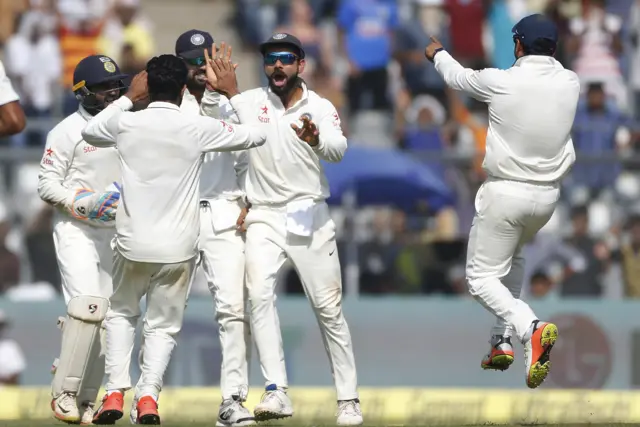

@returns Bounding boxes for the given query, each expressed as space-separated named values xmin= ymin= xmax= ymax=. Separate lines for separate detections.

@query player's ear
xmin=298 ymin=58 xmax=306 ymax=74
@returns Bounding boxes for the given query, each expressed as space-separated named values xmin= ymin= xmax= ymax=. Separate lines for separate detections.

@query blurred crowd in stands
xmin=0 ymin=0 xmax=640 ymax=300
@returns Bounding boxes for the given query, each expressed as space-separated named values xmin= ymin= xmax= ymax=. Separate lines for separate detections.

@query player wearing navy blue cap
xmin=38 ymin=54 xmax=140 ymax=425
xmin=426 ymin=14 xmax=580 ymax=389
xmin=72 ymin=55 xmax=129 ymax=115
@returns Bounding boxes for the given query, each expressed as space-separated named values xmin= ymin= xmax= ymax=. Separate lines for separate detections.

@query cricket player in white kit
xmin=82 ymin=55 xmax=266 ymax=425
xmin=37 ymin=55 xmax=128 ymax=425
xmin=175 ymin=30 xmax=254 ymax=427
xmin=206 ymin=34 xmax=362 ymax=425
xmin=426 ymin=14 xmax=580 ymax=388
xmin=0 ymin=59 xmax=26 ymax=137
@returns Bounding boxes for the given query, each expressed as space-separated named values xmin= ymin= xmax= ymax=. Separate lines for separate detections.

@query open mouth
xmin=271 ymin=73 xmax=288 ymax=88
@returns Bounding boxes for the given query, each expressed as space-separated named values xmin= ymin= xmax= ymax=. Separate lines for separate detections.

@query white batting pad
xmin=51 ymin=295 xmax=109 ymax=403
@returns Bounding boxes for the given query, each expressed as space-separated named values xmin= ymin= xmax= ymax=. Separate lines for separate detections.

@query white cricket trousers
xmin=104 ymin=250 xmax=196 ymax=401
xmin=245 ymin=201 xmax=358 ymax=401
xmin=53 ymin=219 xmax=115 ymax=304
xmin=466 ymin=178 xmax=560 ymax=341
xmin=199 ymin=199 xmax=251 ymax=400
xmin=52 ymin=219 xmax=114 ymax=405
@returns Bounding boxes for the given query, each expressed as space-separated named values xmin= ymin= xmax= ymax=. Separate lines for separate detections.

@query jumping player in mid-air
xmin=426 ymin=14 xmax=580 ymax=388
xmin=37 ymin=54 xmax=132 ymax=424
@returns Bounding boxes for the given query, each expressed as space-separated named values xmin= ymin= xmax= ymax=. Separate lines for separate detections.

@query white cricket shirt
xmin=181 ymin=89 xmax=247 ymax=201
xmin=81 ymin=96 xmax=267 ymax=263
xmin=435 ymin=51 xmax=580 ymax=183
xmin=228 ymin=83 xmax=347 ymax=206
xmin=0 ymin=60 xmax=19 ymax=106
xmin=37 ymin=106 xmax=120 ymax=228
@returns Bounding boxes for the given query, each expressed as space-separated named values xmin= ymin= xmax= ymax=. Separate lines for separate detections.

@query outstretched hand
xmin=204 ymin=42 xmax=239 ymax=98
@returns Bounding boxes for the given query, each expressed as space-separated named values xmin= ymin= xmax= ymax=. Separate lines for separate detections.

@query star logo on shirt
xmin=261 ymin=105 xmax=268 ymax=115
xmin=45 ymin=148 xmax=53 ymax=156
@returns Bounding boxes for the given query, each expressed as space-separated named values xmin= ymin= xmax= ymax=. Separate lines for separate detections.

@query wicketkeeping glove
xmin=70 ymin=189 xmax=120 ymax=222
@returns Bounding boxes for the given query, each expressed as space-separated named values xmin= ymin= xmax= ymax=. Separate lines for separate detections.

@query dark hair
xmin=146 ymin=54 xmax=188 ymax=103
xmin=530 ymin=271 xmax=550 ymax=283
xmin=523 ymin=38 xmax=556 ymax=56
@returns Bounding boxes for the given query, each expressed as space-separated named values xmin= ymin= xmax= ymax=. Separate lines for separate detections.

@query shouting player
xmin=205 ymin=35 xmax=363 ymax=425
xmin=425 ymin=14 xmax=579 ymax=388
xmin=38 ymin=55 xmax=131 ymax=424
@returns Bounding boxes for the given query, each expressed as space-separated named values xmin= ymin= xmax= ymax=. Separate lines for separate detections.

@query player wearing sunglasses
xmin=123 ymin=30 xmax=255 ymax=427
xmin=205 ymin=33 xmax=363 ymax=426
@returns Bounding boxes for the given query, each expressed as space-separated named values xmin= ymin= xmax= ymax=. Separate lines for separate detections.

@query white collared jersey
xmin=81 ymin=97 xmax=267 ymax=264
xmin=37 ymin=106 xmax=120 ymax=228
xmin=434 ymin=51 xmax=579 ymax=183
xmin=228 ymin=83 xmax=347 ymax=206
xmin=180 ymin=89 xmax=247 ymax=201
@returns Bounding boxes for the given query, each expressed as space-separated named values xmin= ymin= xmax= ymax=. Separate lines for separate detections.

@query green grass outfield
xmin=3 ymin=387 xmax=640 ymax=425
xmin=0 ymin=423 xmax=637 ymax=427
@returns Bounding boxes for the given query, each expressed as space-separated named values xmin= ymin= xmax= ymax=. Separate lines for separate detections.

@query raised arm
xmin=198 ymin=116 xmax=266 ymax=153
xmin=81 ymin=97 xmax=131 ymax=147
xmin=426 ymin=37 xmax=500 ymax=103
xmin=82 ymin=71 xmax=148 ymax=146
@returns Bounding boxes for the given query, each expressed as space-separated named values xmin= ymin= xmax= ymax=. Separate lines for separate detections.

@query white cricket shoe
xmin=217 ymin=396 xmax=256 ymax=426
xmin=80 ymin=403 xmax=95 ymax=425
xmin=129 ymin=396 xmax=138 ymax=424
xmin=51 ymin=392 xmax=80 ymax=423
xmin=253 ymin=386 xmax=293 ymax=421
xmin=336 ymin=400 xmax=363 ymax=426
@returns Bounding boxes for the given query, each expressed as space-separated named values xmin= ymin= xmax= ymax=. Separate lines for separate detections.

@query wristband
xmin=430 ymin=47 xmax=445 ymax=63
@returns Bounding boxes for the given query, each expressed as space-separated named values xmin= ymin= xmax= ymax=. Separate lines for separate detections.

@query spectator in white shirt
xmin=82 ymin=55 xmax=266 ymax=425
xmin=5 ymin=15 xmax=61 ymax=146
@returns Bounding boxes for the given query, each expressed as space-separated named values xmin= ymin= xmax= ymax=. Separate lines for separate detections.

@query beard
xmin=187 ymin=70 xmax=207 ymax=93
xmin=268 ymin=69 xmax=300 ymax=96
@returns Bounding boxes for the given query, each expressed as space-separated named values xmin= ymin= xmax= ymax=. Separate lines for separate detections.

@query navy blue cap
xmin=512 ymin=14 xmax=558 ymax=49
xmin=72 ymin=55 xmax=127 ymax=92
xmin=259 ymin=33 xmax=306 ymax=59
xmin=175 ymin=29 xmax=214 ymax=59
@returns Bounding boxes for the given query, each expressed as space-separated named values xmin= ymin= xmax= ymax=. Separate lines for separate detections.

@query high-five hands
xmin=291 ymin=116 xmax=320 ymax=147
xmin=204 ymin=42 xmax=240 ymax=98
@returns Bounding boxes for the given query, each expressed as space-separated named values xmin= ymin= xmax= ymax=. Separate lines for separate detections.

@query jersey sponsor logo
xmin=84 ymin=145 xmax=98 ymax=154
xmin=332 ymin=112 xmax=341 ymax=127
xmin=259 ymin=105 xmax=270 ymax=123
xmin=42 ymin=148 xmax=54 ymax=166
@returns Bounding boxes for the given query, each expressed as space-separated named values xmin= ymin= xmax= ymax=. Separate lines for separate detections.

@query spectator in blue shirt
xmin=570 ymin=82 xmax=636 ymax=197
xmin=338 ymin=0 xmax=398 ymax=114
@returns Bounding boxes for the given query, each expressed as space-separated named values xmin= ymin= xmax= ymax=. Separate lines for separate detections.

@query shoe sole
xmin=481 ymin=354 xmax=515 ymax=371
xmin=92 ymin=409 xmax=123 ymax=425
xmin=216 ymin=419 xmax=257 ymax=427
xmin=527 ymin=323 xmax=558 ymax=389
xmin=139 ymin=414 xmax=161 ymax=425
xmin=254 ymin=410 xmax=293 ymax=422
